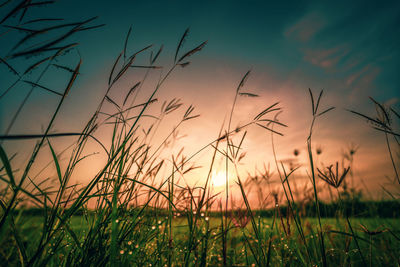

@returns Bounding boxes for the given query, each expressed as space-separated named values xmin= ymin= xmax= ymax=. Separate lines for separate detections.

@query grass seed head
xmin=317 ymin=162 xmax=350 ymax=188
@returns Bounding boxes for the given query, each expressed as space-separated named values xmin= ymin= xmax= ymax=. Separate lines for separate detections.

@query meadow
xmin=7 ymin=214 xmax=400 ymax=266
xmin=1 ymin=2 xmax=399 ymax=266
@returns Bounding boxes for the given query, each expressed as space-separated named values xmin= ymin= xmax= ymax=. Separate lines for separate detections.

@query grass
xmin=1 ymin=1 xmax=399 ymax=266
xmin=9 ymin=215 xmax=400 ymax=266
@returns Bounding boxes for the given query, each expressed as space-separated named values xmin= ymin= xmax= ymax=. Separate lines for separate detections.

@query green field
xmin=3 ymin=213 xmax=398 ymax=266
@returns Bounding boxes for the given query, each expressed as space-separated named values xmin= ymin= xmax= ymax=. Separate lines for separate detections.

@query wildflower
xmin=343 ymin=142 xmax=359 ymax=160
xmin=231 ymin=209 xmax=250 ymax=228
xmin=349 ymin=143 xmax=358 ymax=156
xmin=316 ymin=145 xmax=323 ymax=155
xmin=317 ymin=162 xmax=350 ymax=188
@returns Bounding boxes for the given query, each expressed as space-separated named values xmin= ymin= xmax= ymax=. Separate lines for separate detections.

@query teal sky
xmin=0 ymin=0 xmax=399 ymax=201
xmin=54 ymin=0 xmax=400 ymax=102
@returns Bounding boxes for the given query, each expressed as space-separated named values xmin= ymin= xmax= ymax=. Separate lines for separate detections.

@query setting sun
xmin=211 ymin=171 xmax=228 ymax=187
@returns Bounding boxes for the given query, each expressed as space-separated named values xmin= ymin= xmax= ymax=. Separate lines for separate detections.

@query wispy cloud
xmin=348 ymin=65 xmax=381 ymax=100
xmin=285 ymin=11 xmax=327 ymax=42
xmin=303 ymin=45 xmax=349 ymax=70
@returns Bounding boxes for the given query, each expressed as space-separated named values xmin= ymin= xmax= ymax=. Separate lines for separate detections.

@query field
xmin=1 ymin=1 xmax=400 ymax=267
xmin=6 ymin=214 xmax=400 ymax=266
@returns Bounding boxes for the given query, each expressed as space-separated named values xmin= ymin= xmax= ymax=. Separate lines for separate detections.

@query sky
xmin=0 ymin=0 xmax=399 ymax=204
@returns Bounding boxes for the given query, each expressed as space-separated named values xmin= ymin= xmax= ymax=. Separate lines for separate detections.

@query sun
xmin=211 ymin=171 xmax=228 ymax=187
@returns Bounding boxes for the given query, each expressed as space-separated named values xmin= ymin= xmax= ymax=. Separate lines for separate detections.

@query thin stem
xmin=385 ymin=132 xmax=399 ymax=185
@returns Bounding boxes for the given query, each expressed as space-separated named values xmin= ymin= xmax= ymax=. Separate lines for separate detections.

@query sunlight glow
xmin=211 ymin=171 xmax=228 ymax=187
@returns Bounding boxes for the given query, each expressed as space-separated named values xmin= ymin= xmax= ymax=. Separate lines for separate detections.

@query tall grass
xmin=1 ymin=1 xmax=399 ymax=266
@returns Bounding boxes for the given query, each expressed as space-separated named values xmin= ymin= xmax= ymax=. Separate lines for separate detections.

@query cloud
xmin=347 ymin=65 xmax=381 ymax=100
xmin=303 ymin=45 xmax=349 ymax=70
xmin=384 ymin=97 xmax=398 ymax=107
xmin=346 ymin=64 xmax=373 ymax=87
xmin=285 ymin=11 xmax=327 ymax=42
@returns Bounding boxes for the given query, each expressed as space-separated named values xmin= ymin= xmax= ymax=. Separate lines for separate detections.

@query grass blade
xmin=47 ymin=139 xmax=62 ymax=184
xmin=175 ymin=28 xmax=189 ymax=62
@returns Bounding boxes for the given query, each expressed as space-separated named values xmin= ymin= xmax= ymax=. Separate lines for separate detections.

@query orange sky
xmin=1 ymin=0 xmax=399 ymax=209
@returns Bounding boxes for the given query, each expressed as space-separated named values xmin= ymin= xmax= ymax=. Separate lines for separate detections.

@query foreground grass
xmin=6 ymin=214 xmax=399 ymax=266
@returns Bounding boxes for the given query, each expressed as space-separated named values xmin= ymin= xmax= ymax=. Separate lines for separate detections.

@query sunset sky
xmin=1 ymin=0 xmax=399 ymax=202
